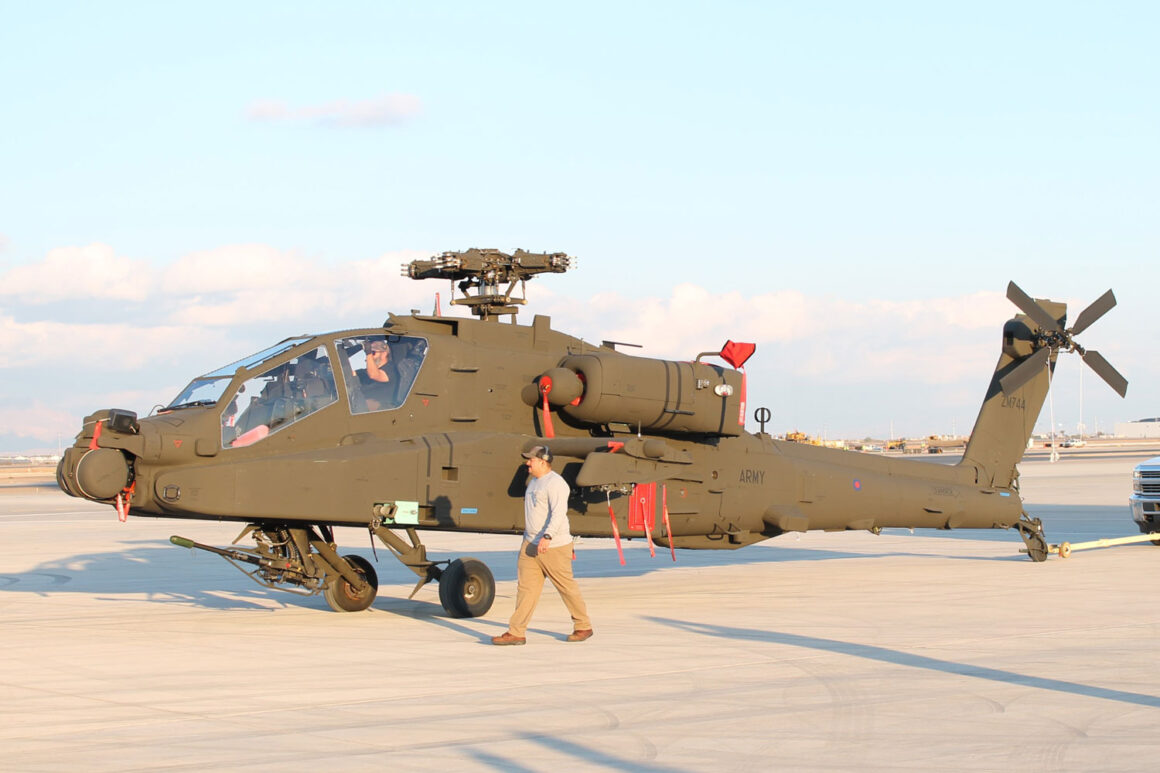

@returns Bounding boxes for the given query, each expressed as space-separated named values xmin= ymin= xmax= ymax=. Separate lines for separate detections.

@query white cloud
xmin=164 ymin=247 xmax=444 ymax=327
xmin=0 ymin=314 xmax=226 ymax=370
xmin=0 ymin=403 xmax=78 ymax=440
xmin=323 ymin=249 xmax=440 ymax=316
xmin=0 ymin=244 xmax=1016 ymax=380
xmin=247 ymin=94 xmax=422 ymax=127
xmin=540 ymin=284 xmax=1009 ymax=386
xmin=161 ymin=244 xmax=310 ymax=293
xmin=0 ymin=244 xmax=153 ymax=303
xmin=9 ymin=242 xmax=1124 ymax=447
xmin=0 ymin=243 xmax=451 ymax=328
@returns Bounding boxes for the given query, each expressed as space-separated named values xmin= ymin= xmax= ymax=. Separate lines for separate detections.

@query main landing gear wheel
xmin=323 ymin=554 xmax=379 ymax=612
xmin=438 ymin=557 xmax=495 ymax=618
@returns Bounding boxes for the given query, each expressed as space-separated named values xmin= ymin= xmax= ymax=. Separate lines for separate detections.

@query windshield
xmin=166 ymin=337 xmax=312 ymax=409
xmin=167 ymin=377 xmax=233 ymax=409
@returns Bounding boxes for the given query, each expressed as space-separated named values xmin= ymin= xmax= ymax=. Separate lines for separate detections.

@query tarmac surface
xmin=2 ymin=446 xmax=1159 ymax=772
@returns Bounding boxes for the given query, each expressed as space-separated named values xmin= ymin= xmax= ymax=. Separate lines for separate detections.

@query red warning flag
xmin=630 ymin=482 xmax=657 ymax=558
xmin=719 ymin=340 xmax=756 ymax=369
xmin=628 ymin=482 xmax=656 ymax=531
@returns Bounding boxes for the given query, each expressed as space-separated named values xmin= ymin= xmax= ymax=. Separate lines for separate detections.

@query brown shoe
xmin=491 ymin=632 xmax=526 ymax=646
xmin=566 ymin=629 xmax=593 ymax=642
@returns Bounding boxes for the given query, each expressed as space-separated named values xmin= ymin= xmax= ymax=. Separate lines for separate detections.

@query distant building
xmin=1115 ymin=418 xmax=1160 ymax=439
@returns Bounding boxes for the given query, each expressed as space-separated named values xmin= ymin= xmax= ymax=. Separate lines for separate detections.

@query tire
xmin=323 ymin=554 xmax=378 ymax=612
xmin=438 ymin=557 xmax=495 ymax=618
xmin=1025 ymin=533 xmax=1048 ymax=563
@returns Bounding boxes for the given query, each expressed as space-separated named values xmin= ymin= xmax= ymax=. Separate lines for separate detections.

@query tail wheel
xmin=438 ymin=557 xmax=495 ymax=618
xmin=323 ymin=554 xmax=378 ymax=612
xmin=1025 ymin=532 xmax=1048 ymax=562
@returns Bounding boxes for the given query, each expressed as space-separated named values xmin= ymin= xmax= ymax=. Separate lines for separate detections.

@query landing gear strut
xmin=1016 ymin=513 xmax=1049 ymax=562
xmin=370 ymin=524 xmax=496 ymax=618
xmin=171 ymin=524 xmax=381 ymax=610
xmin=170 ymin=522 xmax=498 ymax=617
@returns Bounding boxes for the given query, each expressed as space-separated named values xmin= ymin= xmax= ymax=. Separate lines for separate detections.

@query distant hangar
xmin=1115 ymin=418 xmax=1160 ymax=439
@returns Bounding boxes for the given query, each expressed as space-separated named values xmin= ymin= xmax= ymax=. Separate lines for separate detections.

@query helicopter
xmin=56 ymin=248 xmax=1129 ymax=618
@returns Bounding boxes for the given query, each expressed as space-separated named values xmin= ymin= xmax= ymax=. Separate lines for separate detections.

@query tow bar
xmin=1052 ymin=532 xmax=1160 ymax=558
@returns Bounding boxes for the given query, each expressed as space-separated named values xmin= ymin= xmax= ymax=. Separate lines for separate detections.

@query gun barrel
xmin=170 ymin=535 xmax=264 ymax=567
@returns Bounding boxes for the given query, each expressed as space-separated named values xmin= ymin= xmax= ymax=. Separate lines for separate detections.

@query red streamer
xmin=606 ymin=493 xmax=626 ymax=566
xmin=539 ymin=376 xmax=555 ymax=439
xmin=662 ymin=485 xmax=676 ymax=561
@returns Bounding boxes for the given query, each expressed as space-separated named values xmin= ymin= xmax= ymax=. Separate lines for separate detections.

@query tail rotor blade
xmin=999 ymin=347 xmax=1051 ymax=396
xmin=1007 ymin=281 xmax=1062 ymax=334
xmin=1069 ymin=289 xmax=1116 ymax=336
xmin=1081 ymin=350 xmax=1129 ymax=398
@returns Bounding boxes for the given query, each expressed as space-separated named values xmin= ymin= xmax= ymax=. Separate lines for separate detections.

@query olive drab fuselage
xmin=57 ymin=308 xmax=1032 ymax=545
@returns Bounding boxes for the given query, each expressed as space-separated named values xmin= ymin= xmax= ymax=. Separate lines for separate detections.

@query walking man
xmin=492 ymin=445 xmax=593 ymax=645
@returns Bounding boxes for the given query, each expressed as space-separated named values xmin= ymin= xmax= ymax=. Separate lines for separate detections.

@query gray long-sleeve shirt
xmin=523 ymin=470 xmax=573 ymax=546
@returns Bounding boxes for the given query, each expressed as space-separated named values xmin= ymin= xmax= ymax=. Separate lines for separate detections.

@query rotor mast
xmin=402 ymin=248 xmax=574 ymax=320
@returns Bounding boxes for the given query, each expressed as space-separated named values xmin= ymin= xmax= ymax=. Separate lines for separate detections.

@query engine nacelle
xmin=539 ymin=352 xmax=745 ymax=436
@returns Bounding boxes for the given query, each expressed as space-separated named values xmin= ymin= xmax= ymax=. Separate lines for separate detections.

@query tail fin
xmin=960 ymin=300 xmax=1064 ymax=488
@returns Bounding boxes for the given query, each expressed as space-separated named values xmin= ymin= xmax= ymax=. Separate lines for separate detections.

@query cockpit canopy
xmin=165 ymin=333 xmax=429 ymax=449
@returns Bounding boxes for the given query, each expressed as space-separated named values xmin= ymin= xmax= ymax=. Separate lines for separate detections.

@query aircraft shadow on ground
xmin=645 ymin=615 xmax=1160 ymax=710
xmin=0 ymin=529 xmax=1041 ymax=615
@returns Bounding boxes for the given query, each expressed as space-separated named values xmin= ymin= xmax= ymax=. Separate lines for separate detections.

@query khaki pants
xmin=508 ymin=541 xmax=592 ymax=637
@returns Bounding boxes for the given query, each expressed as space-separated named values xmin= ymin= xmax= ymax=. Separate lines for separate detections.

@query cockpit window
xmin=222 ymin=345 xmax=337 ymax=448
xmin=166 ymin=337 xmax=312 ymax=410
xmin=333 ymin=334 xmax=427 ymax=414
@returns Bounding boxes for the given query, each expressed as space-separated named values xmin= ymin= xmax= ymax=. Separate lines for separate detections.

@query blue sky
xmin=1 ymin=2 xmax=1156 ymax=451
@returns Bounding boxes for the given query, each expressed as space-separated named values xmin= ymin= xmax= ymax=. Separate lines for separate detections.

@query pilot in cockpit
xmin=365 ymin=339 xmax=392 ymax=385
xmin=362 ymin=338 xmax=398 ymax=410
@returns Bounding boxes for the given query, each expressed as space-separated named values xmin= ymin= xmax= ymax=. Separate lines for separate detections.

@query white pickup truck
xmin=1130 ymin=456 xmax=1160 ymax=542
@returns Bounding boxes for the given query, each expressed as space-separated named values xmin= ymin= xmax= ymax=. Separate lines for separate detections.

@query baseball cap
xmin=521 ymin=445 xmax=553 ymax=463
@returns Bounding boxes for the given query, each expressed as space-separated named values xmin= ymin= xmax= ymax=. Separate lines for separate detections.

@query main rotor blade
xmin=999 ymin=347 xmax=1051 ymax=396
xmin=1006 ymin=281 xmax=1062 ymax=334
xmin=1068 ymin=289 xmax=1116 ymax=335
xmin=1081 ymin=349 xmax=1129 ymax=397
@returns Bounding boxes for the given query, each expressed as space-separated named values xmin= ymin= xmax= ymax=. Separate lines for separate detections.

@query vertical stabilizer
xmin=961 ymin=302 xmax=1064 ymax=488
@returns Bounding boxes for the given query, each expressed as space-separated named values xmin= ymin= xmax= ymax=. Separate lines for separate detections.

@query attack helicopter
xmin=56 ymin=249 xmax=1129 ymax=617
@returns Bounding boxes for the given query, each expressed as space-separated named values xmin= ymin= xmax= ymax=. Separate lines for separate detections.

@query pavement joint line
xmin=3 ymin=653 xmax=864 ymax=730
xmin=0 ymin=510 xmax=116 ymax=516
xmin=1 ymin=690 xmax=652 ymax=752
xmin=13 ymin=720 xmax=657 ymax=764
